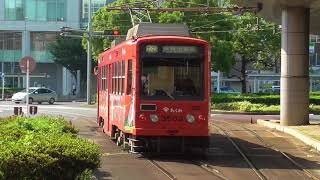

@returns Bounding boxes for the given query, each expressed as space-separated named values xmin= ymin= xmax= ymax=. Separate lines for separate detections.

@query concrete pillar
xmin=281 ymin=7 xmax=310 ymax=126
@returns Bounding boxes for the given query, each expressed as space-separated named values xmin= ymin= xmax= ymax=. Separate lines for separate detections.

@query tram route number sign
xmin=19 ymin=56 xmax=36 ymax=74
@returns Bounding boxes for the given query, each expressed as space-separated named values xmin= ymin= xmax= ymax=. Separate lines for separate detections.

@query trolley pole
xmin=87 ymin=0 xmax=92 ymax=105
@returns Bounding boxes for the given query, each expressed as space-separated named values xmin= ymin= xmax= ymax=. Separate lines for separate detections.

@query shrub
xmin=211 ymin=93 xmax=320 ymax=105
xmin=0 ymin=116 xmax=101 ymax=180
xmin=213 ymin=101 xmax=320 ymax=114
xmin=212 ymin=101 xmax=279 ymax=113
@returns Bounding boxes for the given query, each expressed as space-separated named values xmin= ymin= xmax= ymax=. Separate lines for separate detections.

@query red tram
xmin=97 ymin=25 xmax=210 ymax=152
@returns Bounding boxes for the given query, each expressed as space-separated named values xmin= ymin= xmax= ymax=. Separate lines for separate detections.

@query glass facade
xmin=81 ymin=0 xmax=115 ymax=26
xmin=310 ymin=35 xmax=320 ymax=67
xmin=5 ymin=0 xmax=66 ymax=21
xmin=0 ymin=31 xmax=22 ymax=62
xmin=30 ymin=32 xmax=56 ymax=63
xmin=4 ymin=0 xmax=24 ymax=20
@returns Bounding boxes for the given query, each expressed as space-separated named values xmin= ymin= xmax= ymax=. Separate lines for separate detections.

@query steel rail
xmin=148 ymin=159 xmax=177 ymax=180
xmin=216 ymin=120 xmax=320 ymax=180
xmin=191 ymin=160 xmax=230 ymax=180
xmin=240 ymin=125 xmax=320 ymax=180
xmin=213 ymin=124 xmax=267 ymax=180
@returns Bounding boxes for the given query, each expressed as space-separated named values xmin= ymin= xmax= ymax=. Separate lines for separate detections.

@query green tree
xmin=90 ymin=0 xmax=235 ymax=73
xmin=49 ymin=37 xmax=88 ymax=96
xmin=158 ymin=0 xmax=236 ymax=73
xmin=85 ymin=0 xmax=144 ymax=61
xmin=89 ymin=0 xmax=281 ymax=94
xmin=228 ymin=13 xmax=280 ymax=93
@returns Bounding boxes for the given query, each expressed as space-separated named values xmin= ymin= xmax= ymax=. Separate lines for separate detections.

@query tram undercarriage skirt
xmin=128 ymin=136 xmax=209 ymax=153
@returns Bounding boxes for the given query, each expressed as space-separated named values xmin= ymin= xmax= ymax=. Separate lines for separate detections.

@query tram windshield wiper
xmin=161 ymin=89 xmax=176 ymax=100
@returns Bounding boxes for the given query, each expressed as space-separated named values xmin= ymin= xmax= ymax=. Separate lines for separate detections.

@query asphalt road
xmin=1 ymin=101 xmax=320 ymax=180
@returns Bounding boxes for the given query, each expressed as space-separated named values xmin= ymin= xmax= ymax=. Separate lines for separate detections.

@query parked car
xmin=12 ymin=87 xmax=57 ymax=104
xmin=214 ymin=87 xmax=239 ymax=94
xmin=264 ymin=86 xmax=280 ymax=93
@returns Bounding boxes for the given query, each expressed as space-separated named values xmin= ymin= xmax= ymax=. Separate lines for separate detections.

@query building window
xmin=30 ymin=32 xmax=57 ymax=63
xmin=0 ymin=31 xmax=22 ymax=62
xmin=5 ymin=0 xmax=66 ymax=21
xmin=5 ymin=0 xmax=25 ymax=20
xmin=31 ymin=32 xmax=56 ymax=51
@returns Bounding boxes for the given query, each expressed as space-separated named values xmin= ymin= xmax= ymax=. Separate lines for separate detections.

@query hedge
xmin=211 ymin=93 xmax=320 ymax=105
xmin=0 ymin=116 xmax=101 ymax=180
xmin=213 ymin=101 xmax=320 ymax=114
xmin=3 ymin=87 xmax=24 ymax=94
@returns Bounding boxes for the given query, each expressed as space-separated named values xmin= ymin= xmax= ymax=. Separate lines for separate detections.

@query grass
xmin=292 ymin=125 xmax=320 ymax=141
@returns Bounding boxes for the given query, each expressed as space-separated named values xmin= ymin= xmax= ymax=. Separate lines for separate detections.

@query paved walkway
xmin=258 ymin=118 xmax=320 ymax=153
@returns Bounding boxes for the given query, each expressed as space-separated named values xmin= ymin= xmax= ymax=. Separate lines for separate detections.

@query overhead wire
xmin=191 ymin=27 xmax=281 ymax=34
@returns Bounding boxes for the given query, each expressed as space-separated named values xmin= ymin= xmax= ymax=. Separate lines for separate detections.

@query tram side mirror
xmin=93 ymin=66 xmax=98 ymax=76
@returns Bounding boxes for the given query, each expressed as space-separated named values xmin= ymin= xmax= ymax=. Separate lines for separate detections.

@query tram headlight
xmin=186 ymin=114 xmax=195 ymax=123
xmin=139 ymin=114 xmax=146 ymax=121
xmin=150 ymin=114 xmax=159 ymax=123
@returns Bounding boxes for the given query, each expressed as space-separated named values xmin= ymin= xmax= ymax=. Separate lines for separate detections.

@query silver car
xmin=12 ymin=87 xmax=57 ymax=104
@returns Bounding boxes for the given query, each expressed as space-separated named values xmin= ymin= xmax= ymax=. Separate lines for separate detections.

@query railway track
xmin=213 ymin=124 xmax=267 ymax=180
xmin=213 ymin=120 xmax=320 ymax=180
xmin=147 ymin=155 xmax=229 ymax=180
xmin=148 ymin=159 xmax=178 ymax=180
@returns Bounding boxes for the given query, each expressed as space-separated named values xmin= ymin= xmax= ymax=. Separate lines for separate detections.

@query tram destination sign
xmin=145 ymin=45 xmax=199 ymax=54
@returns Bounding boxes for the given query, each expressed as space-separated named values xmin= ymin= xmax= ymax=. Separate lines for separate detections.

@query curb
xmin=257 ymin=119 xmax=320 ymax=152
xmin=211 ymin=111 xmax=279 ymax=115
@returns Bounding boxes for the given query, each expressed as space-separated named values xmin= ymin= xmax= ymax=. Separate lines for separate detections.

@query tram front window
xmin=140 ymin=57 xmax=204 ymax=100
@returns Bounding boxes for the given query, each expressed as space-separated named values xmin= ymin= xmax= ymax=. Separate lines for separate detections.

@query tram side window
xmin=117 ymin=62 xmax=121 ymax=94
xmin=116 ymin=62 xmax=120 ymax=94
xmin=121 ymin=60 xmax=125 ymax=94
xmin=101 ymin=66 xmax=104 ymax=91
xmin=114 ymin=63 xmax=116 ymax=93
xmin=112 ymin=64 xmax=115 ymax=93
xmin=104 ymin=66 xmax=108 ymax=91
xmin=99 ymin=67 xmax=102 ymax=91
xmin=115 ymin=62 xmax=118 ymax=94
xmin=127 ymin=60 xmax=132 ymax=95
xmin=101 ymin=66 xmax=105 ymax=91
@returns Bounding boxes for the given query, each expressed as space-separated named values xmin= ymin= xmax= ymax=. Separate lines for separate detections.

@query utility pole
xmin=87 ymin=0 xmax=92 ymax=105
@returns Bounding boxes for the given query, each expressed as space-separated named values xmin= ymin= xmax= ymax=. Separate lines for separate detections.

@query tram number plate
xmin=160 ymin=115 xmax=183 ymax=122
xmin=167 ymin=129 xmax=179 ymax=135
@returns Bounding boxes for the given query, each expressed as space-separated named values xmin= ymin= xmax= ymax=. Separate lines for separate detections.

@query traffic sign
xmin=19 ymin=56 xmax=36 ymax=74
xmin=0 ymin=72 xmax=4 ymax=79
xmin=19 ymin=56 xmax=36 ymax=116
